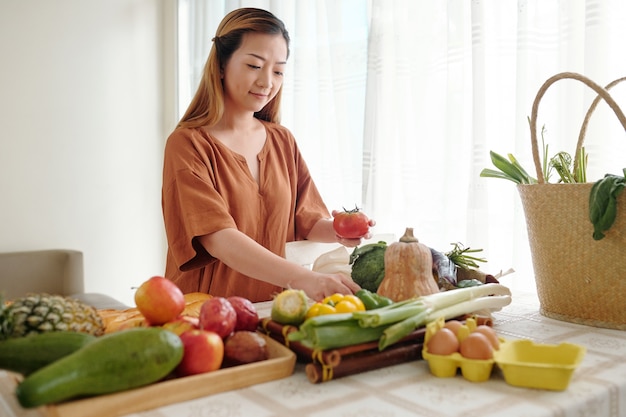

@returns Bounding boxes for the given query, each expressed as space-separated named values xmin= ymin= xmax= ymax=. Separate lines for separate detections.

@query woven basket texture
xmin=521 ymin=72 xmax=626 ymax=329
xmin=518 ymin=183 xmax=626 ymax=329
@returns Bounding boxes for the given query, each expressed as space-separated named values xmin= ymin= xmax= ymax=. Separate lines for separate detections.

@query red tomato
xmin=333 ymin=207 xmax=370 ymax=239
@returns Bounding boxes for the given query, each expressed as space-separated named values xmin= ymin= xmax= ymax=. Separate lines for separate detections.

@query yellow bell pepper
xmin=306 ymin=293 xmax=366 ymax=318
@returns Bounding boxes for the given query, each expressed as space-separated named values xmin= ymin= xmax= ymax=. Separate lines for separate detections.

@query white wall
xmin=0 ymin=0 xmax=177 ymax=306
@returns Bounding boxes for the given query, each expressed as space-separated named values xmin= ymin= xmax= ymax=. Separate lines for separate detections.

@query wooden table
xmin=3 ymin=289 xmax=625 ymax=417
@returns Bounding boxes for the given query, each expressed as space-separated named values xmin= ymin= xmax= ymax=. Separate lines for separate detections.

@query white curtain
xmin=178 ymin=0 xmax=369 ymax=206
xmin=177 ymin=0 xmax=626 ymax=290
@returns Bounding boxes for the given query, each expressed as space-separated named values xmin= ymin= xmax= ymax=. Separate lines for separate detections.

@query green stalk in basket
xmin=479 ymin=167 xmax=516 ymax=182
xmin=480 ymin=151 xmax=536 ymax=184
xmin=507 ymin=153 xmax=538 ymax=184
xmin=575 ymin=146 xmax=588 ymax=183
xmin=488 ymin=151 xmax=526 ymax=184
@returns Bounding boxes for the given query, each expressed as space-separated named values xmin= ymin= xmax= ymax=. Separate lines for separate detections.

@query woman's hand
xmin=331 ymin=209 xmax=376 ymax=248
xmin=199 ymin=228 xmax=360 ymax=301
xmin=296 ymin=271 xmax=361 ymax=301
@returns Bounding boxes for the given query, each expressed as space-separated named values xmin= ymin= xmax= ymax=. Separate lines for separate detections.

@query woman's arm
xmin=198 ymin=228 xmax=360 ymax=300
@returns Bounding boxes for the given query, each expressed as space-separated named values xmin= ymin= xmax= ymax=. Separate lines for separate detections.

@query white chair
xmin=0 ymin=249 xmax=128 ymax=310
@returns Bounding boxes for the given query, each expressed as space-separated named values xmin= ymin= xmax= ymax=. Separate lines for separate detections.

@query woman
xmin=162 ymin=8 xmax=373 ymax=302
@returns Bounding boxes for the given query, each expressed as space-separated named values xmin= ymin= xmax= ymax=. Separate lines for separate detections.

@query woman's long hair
xmin=177 ymin=8 xmax=290 ymax=129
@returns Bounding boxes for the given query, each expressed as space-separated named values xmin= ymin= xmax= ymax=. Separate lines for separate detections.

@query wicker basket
xmin=518 ymin=72 xmax=626 ymax=330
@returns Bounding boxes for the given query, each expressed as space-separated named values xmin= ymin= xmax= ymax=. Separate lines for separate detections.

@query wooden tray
xmin=0 ymin=333 xmax=295 ymax=417
xmin=259 ymin=318 xmax=426 ymax=383
xmin=259 ymin=315 xmax=494 ymax=383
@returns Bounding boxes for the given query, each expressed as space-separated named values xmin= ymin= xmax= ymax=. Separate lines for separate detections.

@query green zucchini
xmin=16 ymin=327 xmax=183 ymax=408
xmin=0 ymin=331 xmax=96 ymax=376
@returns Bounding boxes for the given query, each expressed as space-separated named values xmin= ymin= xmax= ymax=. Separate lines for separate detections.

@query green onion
xmin=289 ymin=321 xmax=387 ymax=350
xmin=378 ymin=294 xmax=511 ymax=350
xmin=297 ymin=312 xmax=354 ymax=328
xmin=353 ymin=298 xmax=424 ymax=328
xmin=287 ymin=284 xmax=512 ymax=351
xmin=377 ymin=308 xmax=432 ymax=349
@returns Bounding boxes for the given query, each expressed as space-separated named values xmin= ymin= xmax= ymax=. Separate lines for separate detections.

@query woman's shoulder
xmin=167 ymin=126 xmax=202 ymax=142
xmin=260 ymin=120 xmax=295 ymax=139
xmin=165 ymin=126 xmax=212 ymax=150
xmin=260 ymin=120 xmax=298 ymax=151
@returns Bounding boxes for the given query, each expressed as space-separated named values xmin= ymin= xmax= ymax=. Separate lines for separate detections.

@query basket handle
xmin=529 ymin=72 xmax=626 ymax=183
xmin=574 ymin=76 xmax=626 ymax=173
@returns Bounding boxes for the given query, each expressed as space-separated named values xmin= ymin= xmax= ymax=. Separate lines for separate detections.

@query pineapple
xmin=0 ymin=293 xmax=105 ymax=339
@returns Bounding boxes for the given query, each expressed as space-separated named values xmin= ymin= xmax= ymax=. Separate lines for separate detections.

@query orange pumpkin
xmin=377 ymin=227 xmax=440 ymax=301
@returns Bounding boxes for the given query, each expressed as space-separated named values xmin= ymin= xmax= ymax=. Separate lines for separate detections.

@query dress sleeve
xmin=161 ymin=129 xmax=237 ymax=270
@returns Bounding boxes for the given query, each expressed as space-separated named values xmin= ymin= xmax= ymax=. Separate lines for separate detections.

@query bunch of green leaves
xmin=479 ymin=151 xmax=537 ymax=184
xmin=480 ymin=124 xmax=588 ymax=184
xmin=445 ymin=242 xmax=486 ymax=269
xmin=479 ymin=121 xmax=623 ymax=240
xmin=589 ymin=169 xmax=626 ymax=240
xmin=548 ymin=147 xmax=588 ymax=183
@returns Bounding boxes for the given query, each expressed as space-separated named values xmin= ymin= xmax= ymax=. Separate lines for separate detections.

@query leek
xmin=287 ymin=284 xmax=512 ymax=351
xmin=289 ymin=320 xmax=386 ymax=350
xmin=356 ymin=283 xmax=510 ymax=328
xmin=379 ymin=294 xmax=512 ymax=350
xmin=377 ymin=309 xmax=431 ymax=350
xmin=353 ymin=299 xmax=424 ymax=328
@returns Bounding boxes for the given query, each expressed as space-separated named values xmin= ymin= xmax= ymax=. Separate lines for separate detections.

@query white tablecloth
xmin=132 ymin=292 xmax=626 ymax=417
xmin=3 ymin=289 xmax=626 ymax=417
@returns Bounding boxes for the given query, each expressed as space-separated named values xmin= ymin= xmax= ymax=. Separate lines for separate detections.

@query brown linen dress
xmin=162 ymin=120 xmax=329 ymax=302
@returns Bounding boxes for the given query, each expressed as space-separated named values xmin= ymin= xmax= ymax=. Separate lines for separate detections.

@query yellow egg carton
xmin=423 ymin=317 xmax=586 ymax=390
xmin=493 ymin=339 xmax=586 ymax=391
xmin=422 ymin=317 xmax=499 ymax=382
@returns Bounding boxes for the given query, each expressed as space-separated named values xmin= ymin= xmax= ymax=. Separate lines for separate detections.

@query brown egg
xmin=443 ymin=320 xmax=463 ymax=336
xmin=459 ymin=332 xmax=494 ymax=360
xmin=473 ymin=325 xmax=500 ymax=349
xmin=427 ymin=328 xmax=460 ymax=355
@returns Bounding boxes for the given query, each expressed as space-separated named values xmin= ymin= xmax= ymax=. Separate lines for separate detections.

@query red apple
xmin=162 ymin=315 xmax=199 ymax=336
xmin=199 ymin=297 xmax=237 ymax=339
xmin=176 ymin=329 xmax=224 ymax=376
xmin=227 ymin=296 xmax=260 ymax=331
xmin=134 ymin=276 xmax=185 ymax=325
